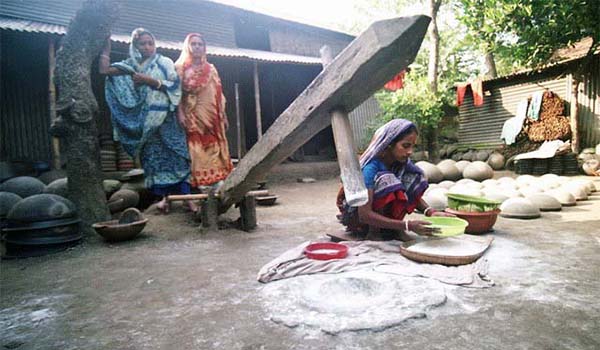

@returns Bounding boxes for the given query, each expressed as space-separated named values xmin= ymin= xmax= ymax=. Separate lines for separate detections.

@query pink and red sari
xmin=176 ymin=34 xmax=233 ymax=187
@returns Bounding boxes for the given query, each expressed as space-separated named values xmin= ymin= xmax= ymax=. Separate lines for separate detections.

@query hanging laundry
xmin=384 ymin=70 xmax=406 ymax=91
xmin=456 ymin=82 xmax=469 ymax=106
xmin=456 ymin=79 xmax=484 ymax=107
xmin=501 ymin=99 xmax=529 ymax=145
xmin=471 ymin=78 xmax=484 ymax=106
xmin=527 ymin=91 xmax=544 ymax=120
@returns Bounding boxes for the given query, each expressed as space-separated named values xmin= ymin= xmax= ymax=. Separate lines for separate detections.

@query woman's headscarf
xmin=360 ymin=119 xmax=418 ymax=168
xmin=129 ymin=28 xmax=156 ymax=67
xmin=175 ymin=33 xmax=206 ymax=72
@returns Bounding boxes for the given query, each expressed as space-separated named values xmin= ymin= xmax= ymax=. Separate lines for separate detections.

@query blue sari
xmin=105 ymin=49 xmax=191 ymax=196
xmin=337 ymin=119 xmax=428 ymax=234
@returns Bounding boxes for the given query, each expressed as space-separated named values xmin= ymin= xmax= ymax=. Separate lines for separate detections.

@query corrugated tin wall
xmin=577 ymin=55 xmax=600 ymax=147
xmin=1 ymin=31 xmax=51 ymax=162
xmin=349 ymin=96 xmax=381 ymax=150
xmin=458 ymin=75 xmax=568 ymax=149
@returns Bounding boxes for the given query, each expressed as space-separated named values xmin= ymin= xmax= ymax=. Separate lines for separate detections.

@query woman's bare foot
xmin=156 ymin=198 xmax=170 ymax=214
xmin=186 ymin=200 xmax=199 ymax=213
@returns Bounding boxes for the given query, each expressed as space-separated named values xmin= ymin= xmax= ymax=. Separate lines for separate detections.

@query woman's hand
xmin=407 ymin=220 xmax=440 ymax=236
xmin=101 ymin=37 xmax=111 ymax=56
xmin=132 ymin=73 xmax=158 ymax=88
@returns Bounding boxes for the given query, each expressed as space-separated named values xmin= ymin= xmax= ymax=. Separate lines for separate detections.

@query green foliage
xmin=501 ymin=0 xmax=599 ymax=67
xmin=455 ymin=0 xmax=600 ymax=70
xmin=371 ymin=74 xmax=447 ymax=146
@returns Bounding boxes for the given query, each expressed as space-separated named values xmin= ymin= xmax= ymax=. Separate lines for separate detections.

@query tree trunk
xmin=427 ymin=0 xmax=441 ymax=163
xmin=50 ymin=0 xmax=119 ymax=230
xmin=484 ymin=50 xmax=498 ymax=79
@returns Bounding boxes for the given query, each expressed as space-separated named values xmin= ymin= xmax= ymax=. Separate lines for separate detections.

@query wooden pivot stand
xmin=166 ymin=190 xmax=268 ymax=231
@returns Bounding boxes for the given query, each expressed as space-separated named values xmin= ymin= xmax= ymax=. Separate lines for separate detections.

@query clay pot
xmin=415 ymin=161 xmax=444 ymax=184
xmin=444 ymin=208 xmax=500 ymax=234
xmin=437 ymin=160 xmax=462 ymax=181
xmin=463 ymin=161 xmax=494 ymax=181
xmin=44 ymin=178 xmax=68 ymax=198
xmin=499 ymin=198 xmax=541 ymax=219
xmin=487 ymin=153 xmax=505 ymax=170
xmin=92 ymin=208 xmax=147 ymax=242
xmin=0 ymin=176 xmax=46 ymax=198
xmin=0 ymin=192 xmax=22 ymax=219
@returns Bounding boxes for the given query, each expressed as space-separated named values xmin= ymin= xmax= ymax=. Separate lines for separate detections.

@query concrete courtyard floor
xmin=1 ymin=167 xmax=599 ymax=350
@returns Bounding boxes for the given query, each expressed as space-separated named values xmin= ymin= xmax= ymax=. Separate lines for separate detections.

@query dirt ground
xmin=1 ymin=162 xmax=600 ymax=350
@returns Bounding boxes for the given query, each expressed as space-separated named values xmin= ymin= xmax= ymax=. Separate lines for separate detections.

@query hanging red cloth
xmin=456 ymin=79 xmax=484 ymax=107
xmin=384 ymin=70 xmax=406 ymax=91
xmin=471 ymin=78 xmax=484 ymax=106
xmin=456 ymin=82 xmax=469 ymax=106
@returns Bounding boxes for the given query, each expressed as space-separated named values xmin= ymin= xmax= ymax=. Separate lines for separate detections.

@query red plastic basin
xmin=304 ymin=242 xmax=348 ymax=260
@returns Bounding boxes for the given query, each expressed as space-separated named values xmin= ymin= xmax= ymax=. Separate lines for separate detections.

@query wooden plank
xmin=219 ymin=16 xmax=431 ymax=208
xmin=331 ymin=109 xmax=368 ymax=206
xmin=321 ymin=45 xmax=368 ymax=207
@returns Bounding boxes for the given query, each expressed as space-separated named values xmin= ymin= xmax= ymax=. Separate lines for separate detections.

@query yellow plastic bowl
xmin=422 ymin=217 xmax=469 ymax=237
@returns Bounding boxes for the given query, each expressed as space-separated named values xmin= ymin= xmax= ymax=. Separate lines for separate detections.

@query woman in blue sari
xmin=100 ymin=28 xmax=195 ymax=213
xmin=337 ymin=119 xmax=453 ymax=240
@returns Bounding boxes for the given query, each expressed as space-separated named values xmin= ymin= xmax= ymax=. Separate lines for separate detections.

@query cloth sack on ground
xmin=514 ymin=140 xmax=568 ymax=160
xmin=257 ymin=240 xmax=494 ymax=288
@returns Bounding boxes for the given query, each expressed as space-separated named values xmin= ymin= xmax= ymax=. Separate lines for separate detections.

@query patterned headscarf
xmin=129 ymin=28 xmax=156 ymax=68
xmin=175 ymin=33 xmax=206 ymax=72
xmin=360 ymin=119 xmax=419 ymax=169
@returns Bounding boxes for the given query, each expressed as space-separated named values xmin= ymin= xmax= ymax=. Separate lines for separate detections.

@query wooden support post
xmin=321 ymin=45 xmax=368 ymax=207
xmin=201 ymin=190 xmax=218 ymax=229
xmin=253 ymin=62 xmax=263 ymax=140
xmin=569 ymin=75 xmax=580 ymax=153
xmin=239 ymin=195 xmax=257 ymax=231
xmin=48 ymin=37 xmax=61 ymax=170
xmin=235 ymin=82 xmax=243 ymax=159
xmin=218 ymin=16 xmax=431 ymax=209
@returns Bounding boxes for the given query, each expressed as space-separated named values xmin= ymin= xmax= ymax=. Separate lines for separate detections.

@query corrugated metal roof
xmin=0 ymin=0 xmax=353 ymax=49
xmin=0 ymin=18 xmax=322 ymax=65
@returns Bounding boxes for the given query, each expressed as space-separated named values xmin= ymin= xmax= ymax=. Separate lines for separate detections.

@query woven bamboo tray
xmin=399 ymin=235 xmax=494 ymax=266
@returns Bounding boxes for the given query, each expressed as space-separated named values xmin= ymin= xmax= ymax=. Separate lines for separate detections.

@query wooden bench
xmin=166 ymin=190 xmax=269 ymax=231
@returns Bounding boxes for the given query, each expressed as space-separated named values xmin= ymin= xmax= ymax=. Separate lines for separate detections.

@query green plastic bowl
xmin=422 ymin=216 xmax=469 ymax=237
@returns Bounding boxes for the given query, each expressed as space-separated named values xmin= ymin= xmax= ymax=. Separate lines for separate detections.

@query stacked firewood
xmin=525 ymin=91 xmax=571 ymax=142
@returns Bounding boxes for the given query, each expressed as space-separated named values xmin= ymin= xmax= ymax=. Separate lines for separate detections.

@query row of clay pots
xmin=1 ymin=176 xmax=140 ymax=216
xmin=416 ymin=160 xmax=496 ymax=183
xmin=423 ymin=174 xmax=597 ymax=220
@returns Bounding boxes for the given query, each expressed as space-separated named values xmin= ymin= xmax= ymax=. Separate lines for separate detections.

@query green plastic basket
xmin=446 ymin=193 xmax=501 ymax=212
xmin=422 ymin=217 xmax=469 ymax=237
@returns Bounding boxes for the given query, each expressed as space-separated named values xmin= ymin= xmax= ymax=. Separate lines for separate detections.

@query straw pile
xmin=525 ymin=91 xmax=571 ymax=142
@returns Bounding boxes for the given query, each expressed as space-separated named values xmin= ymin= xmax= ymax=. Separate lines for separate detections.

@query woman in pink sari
xmin=175 ymin=33 xmax=233 ymax=189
